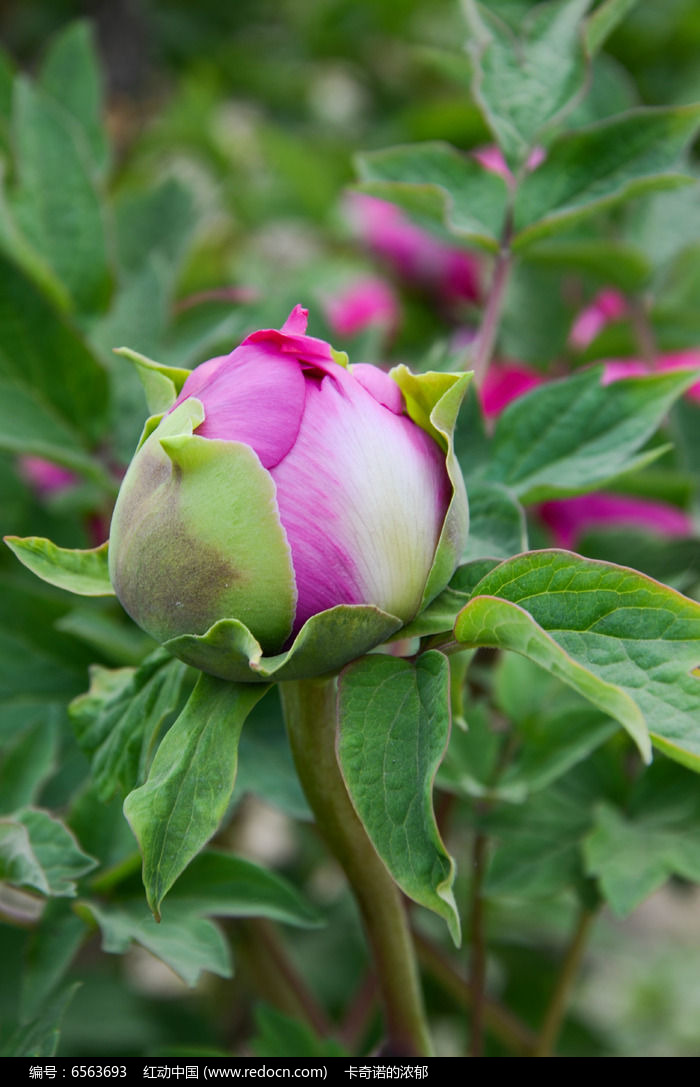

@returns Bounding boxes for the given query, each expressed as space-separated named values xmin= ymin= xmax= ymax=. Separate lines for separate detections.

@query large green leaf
xmin=463 ymin=481 xmax=527 ymax=561
xmin=167 ymin=850 xmax=322 ymax=928
xmin=463 ymin=0 xmax=592 ymax=168
xmin=78 ymin=900 xmax=231 ymax=987
xmin=513 ymin=106 xmax=700 ymax=248
xmin=354 ymin=141 xmax=508 ymax=251
xmin=70 ymin=650 xmax=191 ymax=801
xmin=585 ymin=0 xmax=641 ymax=55
xmin=4 ymin=538 xmax=113 ymax=596
xmin=337 ymin=652 xmax=459 ymax=942
xmin=0 ymin=807 xmax=96 ymax=896
xmin=12 ymin=78 xmax=111 ymax=314
xmin=1 ymin=983 xmax=79 ymax=1058
xmin=123 ymin=672 xmax=269 ymax=917
xmin=584 ymin=758 xmax=700 ymax=916
xmin=115 ymin=178 xmax=194 ymax=279
xmin=0 ymin=573 xmax=97 ymax=737
xmin=38 ymin=20 xmax=108 ymax=173
xmin=0 ymin=252 xmax=109 ymax=475
xmin=21 ymin=901 xmax=87 ymax=1023
xmin=480 ymin=366 xmax=699 ymax=503
xmin=456 ymin=551 xmax=700 ymax=769
xmin=0 ymin=719 xmax=58 ymax=814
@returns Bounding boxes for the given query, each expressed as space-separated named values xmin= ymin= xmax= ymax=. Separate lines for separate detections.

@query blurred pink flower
xmin=480 ymin=361 xmax=545 ymax=419
xmin=539 ymin=492 xmax=692 ymax=550
xmin=321 ymin=277 xmax=400 ymax=338
xmin=19 ymin=456 xmax=77 ymax=497
xmin=345 ymin=193 xmax=480 ymax=304
xmin=570 ymin=289 xmax=627 ymax=350
xmin=601 ymin=349 xmax=700 ymax=403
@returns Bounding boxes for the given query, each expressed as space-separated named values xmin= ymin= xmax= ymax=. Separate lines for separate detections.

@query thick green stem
xmin=280 ymin=676 xmax=433 ymax=1057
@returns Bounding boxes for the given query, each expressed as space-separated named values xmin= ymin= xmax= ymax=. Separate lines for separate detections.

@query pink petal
xmin=350 ymin=363 xmax=404 ymax=414
xmin=601 ymin=359 xmax=651 ymax=385
xmin=271 ymin=368 xmax=450 ymax=632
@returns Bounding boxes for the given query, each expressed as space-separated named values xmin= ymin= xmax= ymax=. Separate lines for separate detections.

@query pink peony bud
xmin=472 ymin=144 xmax=545 ymax=185
xmin=108 ymin=306 xmax=466 ymax=672
xmin=480 ymin=361 xmax=546 ymax=420
xmin=570 ymin=289 xmax=627 ymax=350
xmin=19 ymin=456 xmax=77 ymax=497
xmin=539 ymin=492 xmax=692 ymax=550
xmin=345 ymin=193 xmax=480 ymax=304
xmin=321 ymin=277 xmax=400 ymax=338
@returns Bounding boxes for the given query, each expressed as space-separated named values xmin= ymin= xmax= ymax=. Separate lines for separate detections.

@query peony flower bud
xmin=108 ymin=306 xmax=468 ymax=680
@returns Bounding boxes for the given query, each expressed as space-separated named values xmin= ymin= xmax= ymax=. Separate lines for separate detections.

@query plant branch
xmin=468 ymin=826 xmax=489 ymax=1057
xmin=472 ymin=214 xmax=514 ymax=387
xmin=532 ymin=907 xmax=597 ymax=1058
xmin=413 ymin=928 xmax=536 ymax=1055
xmin=236 ymin=918 xmax=332 ymax=1038
xmin=280 ymin=677 xmax=432 ymax=1057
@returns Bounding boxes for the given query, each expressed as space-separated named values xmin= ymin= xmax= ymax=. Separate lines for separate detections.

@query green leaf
xmin=0 ymin=574 xmax=96 ymax=736
xmin=12 ymin=78 xmax=111 ymax=313
xmin=463 ymin=479 xmax=528 ymax=561
xmin=584 ymin=758 xmax=700 ymax=916
xmin=456 ymin=550 xmax=700 ymax=768
xmin=523 ymin=238 xmax=651 ymax=292
xmin=4 ymin=538 xmax=113 ymax=596
xmin=21 ymin=900 xmax=87 ymax=1023
xmin=38 ymin=20 xmax=108 ymax=173
xmin=481 ymin=366 xmax=699 ymax=503
xmin=0 ymin=720 xmax=58 ymax=814
xmin=585 ymin=0 xmax=641 ymax=55
xmin=70 ymin=650 xmax=191 ymax=801
xmin=123 ymin=672 xmax=269 ymax=918
xmin=513 ymin=106 xmax=700 ymax=249
xmin=0 ymin=808 xmax=96 ymax=896
xmin=0 ymin=252 xmax=109 ymax=473
xmin=484 ymin=768 xmax=600 ymax=899
xmin=1 ymin=982 xmax=79 ymax=1058
xmin=167 ymin=850 xmax=322 ymax=928
xmin=337 ymin=652 xmax=459 ymax=942
xmin=250 ymin=1005 xmax=347 ymax=1059
xmin=78 ymin=900 xmax=231 ymax=987
xmin=463 ymin=0 xmax=592 ymax=168
xmin=355 ymin=141 xmax=508 ymax=250
xmin=115 ymin=178 xmax=194 ymax=278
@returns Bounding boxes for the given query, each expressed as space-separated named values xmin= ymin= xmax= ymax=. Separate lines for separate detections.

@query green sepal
xmin=114 ymin=346 xmax=192 ymax=414
xmin=109 ymin=397 xmax=297 ymax=654
xmin=165 ymin=605 xmax=404 ymax=684
xmin=390 ymin=367 xmax=471 ymax=611
xmin=3 ymin=537 xmax=113 ymax=596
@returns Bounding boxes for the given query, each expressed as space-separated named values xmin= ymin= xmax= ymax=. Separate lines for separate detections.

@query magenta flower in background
xmin=569 ymin=289 xmax=627 ymax=350
xmin=479 ymin=361 xmax=546 ymax=420
xmin=321 ymin=276 xmax=400 ymax=338
xmin=601 ymin=349 xmax=700 ymax=403
xmin=539 ymin=492 xmax=692 ymax=550
xmin=109 ymin=306 xmax=463 ymax=660
xmin=345 ymin=193 xmax=480 ymax=305
xmin=19 ymin=456 xmax=77 ymax=497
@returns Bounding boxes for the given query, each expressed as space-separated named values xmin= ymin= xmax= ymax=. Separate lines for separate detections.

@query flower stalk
xmin=280 ymin=676 xmax=433 ymax=1057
